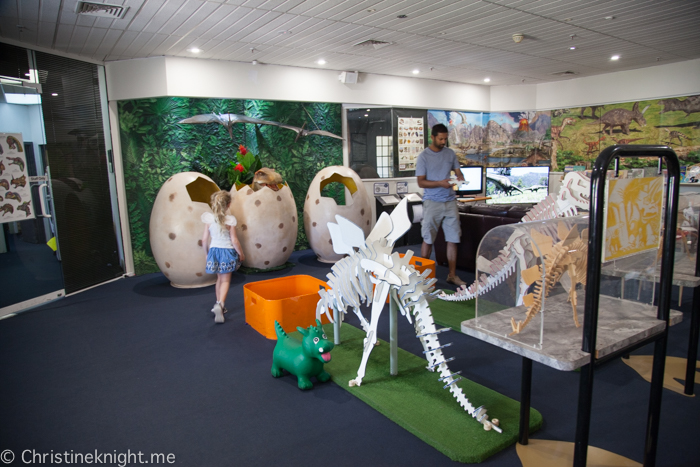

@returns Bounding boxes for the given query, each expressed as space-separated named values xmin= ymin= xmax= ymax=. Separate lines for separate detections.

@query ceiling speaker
xmin=339 ymin=71 xmax=358 ymax=84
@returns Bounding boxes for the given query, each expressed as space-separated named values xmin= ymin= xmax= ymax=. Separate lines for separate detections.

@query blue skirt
xmin=206 ymin=248 xmax=241 ymax=274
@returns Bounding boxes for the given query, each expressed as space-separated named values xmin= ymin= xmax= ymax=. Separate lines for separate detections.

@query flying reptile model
xmin=177 ymin=113 xmax=280 ymax=139
xmin=276 ymin=122 xmax=344 ymax=141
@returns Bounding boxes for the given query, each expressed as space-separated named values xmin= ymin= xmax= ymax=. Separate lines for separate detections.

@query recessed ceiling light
xmin=611 ymin=55 xmax=620 ymax=60
xmin=188 ymin=47 xmax=201 ymax=53
xmin=51 ymin=93 xmax=58 ymax=96
xmin=397 ymin=14 xmax=408 ymax=19
xmin=484 ymin=78 xmax=491 ymax=82
xmin=364 ymin=114 xmax=369 ymax=117
xmin=412 ymin=69 xmax=420 ymax=74
xmin=316 ymin=59 xmax=326 ymax=65
xmin=569 ymin=46 xmax=577 ymax=50
xmin=366 ymin=109 xmax=370 ymax=112
xmin=604 ymin=16 xmax=615 ymax=20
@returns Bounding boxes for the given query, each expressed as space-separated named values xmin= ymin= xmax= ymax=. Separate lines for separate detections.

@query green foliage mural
xmin=118 ymin=97 xmax=343 ymax=275
xmin=551 ymin=95 xmax=700 ymax=170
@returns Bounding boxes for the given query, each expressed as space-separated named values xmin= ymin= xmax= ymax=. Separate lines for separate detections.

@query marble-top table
xmin=600 ymin=250 xmax=699 ymax=395
xmin=461 ymin=291 xmax=683 ymax=371
xmin=601 ymin=250 xmax=700 ymax=288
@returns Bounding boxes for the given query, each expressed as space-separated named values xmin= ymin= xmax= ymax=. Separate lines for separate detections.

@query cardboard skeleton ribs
xmin=315 ymin=198 xmax=502 ymax=432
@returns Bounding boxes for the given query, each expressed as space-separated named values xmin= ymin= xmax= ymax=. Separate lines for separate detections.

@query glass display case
xmin=472 ymin=213 xmax=671 ymax=354
xmin=474 ymin=215 xmax=591 ymax=349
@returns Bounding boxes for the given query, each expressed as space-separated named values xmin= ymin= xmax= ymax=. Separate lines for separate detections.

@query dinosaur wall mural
xmin=426 ymin=94 xmax=699 ymax=171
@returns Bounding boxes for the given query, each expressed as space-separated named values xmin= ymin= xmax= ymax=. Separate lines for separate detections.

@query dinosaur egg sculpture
xmin=149 ymin=172 xmax=219 ymax=288
xmin=303 ymin=166 xmax=372 ymax=263
xmin=230 ymin=184 xmax=298 ymax=269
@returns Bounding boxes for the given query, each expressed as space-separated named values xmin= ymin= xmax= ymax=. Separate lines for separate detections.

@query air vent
xmin=75 ymin=1 xmax=129 ymax=19
xmin=552 ymin=71 xmax=577 ymax=76
xmin=354 ymin=39 xmax=393 ymax=50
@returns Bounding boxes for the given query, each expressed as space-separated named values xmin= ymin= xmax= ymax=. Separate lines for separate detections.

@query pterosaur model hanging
xmin=177 ymin=113 xmax=280 ymax=139
xmin=177 ymin=112 xmax=344 ymax=141
xmin=276 ymin=122 xmax=345 ymax=141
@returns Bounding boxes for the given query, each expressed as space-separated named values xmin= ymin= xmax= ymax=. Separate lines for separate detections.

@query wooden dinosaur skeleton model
xmin=438 ymin=171 xmax=591 ymax=335
xmin=316 ymin=198 xmax=502 ymax=432
xmin=510 ymin=222 xmax=589 ymax=335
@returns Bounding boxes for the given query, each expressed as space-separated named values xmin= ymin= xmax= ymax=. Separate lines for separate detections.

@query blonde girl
xmin=201 ymin=191 xmax=245 ymax=323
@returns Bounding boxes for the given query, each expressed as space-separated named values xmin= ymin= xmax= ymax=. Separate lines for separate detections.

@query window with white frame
xmin=376 ymin=135 xmax=393 ymax=178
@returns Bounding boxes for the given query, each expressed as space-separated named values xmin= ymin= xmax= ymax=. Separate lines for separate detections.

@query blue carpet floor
xmin=1 ymin=245 xmax=698 ymax=466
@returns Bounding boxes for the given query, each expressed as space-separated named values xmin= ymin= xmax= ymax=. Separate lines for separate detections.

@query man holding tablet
xmin=416 ymin=123 xmax=465 ymax=287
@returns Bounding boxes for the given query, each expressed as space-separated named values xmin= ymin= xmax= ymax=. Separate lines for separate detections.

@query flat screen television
xmin=486 ymin=166 xmax=550 ymax=204
xmin=453 ymin=166 xmax=484 ymax=197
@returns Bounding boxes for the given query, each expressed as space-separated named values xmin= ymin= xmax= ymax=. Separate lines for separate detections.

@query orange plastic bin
xmin=243 ymin=275 xmax=330 ymax=340
xmin=406 ymin=254 xmax=436 ymax=279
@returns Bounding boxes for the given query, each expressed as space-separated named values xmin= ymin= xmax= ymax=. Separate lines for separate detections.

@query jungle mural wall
xmin=118 ymin=97 xmax=343 ymax=275
xmin=427 ymin=94 xmax=699 ymax=171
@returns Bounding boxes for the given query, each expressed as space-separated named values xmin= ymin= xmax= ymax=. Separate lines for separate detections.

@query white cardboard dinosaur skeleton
xmin=438 ymin=171 xmax=591 ymax=335
xmin=316 ymin=198 xmax=502 ymax=432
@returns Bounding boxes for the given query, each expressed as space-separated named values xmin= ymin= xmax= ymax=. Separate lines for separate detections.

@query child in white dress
xmin=201 ymin=191 xmax=245 ymax=324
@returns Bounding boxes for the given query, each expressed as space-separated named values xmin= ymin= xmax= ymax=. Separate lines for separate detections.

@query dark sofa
xmin=433 ymin=202 xmax=534 ymax=273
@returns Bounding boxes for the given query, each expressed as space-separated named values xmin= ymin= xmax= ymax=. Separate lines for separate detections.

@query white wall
xmin=0 ymin=102 xmax=46 ymax=156
xmin=490 ymin=59 xmax=700 ymax=111
xmin=106 ymin=56 xmax=491 ymax=110
xmin=106 ymin=56 xmax=700 ymax=113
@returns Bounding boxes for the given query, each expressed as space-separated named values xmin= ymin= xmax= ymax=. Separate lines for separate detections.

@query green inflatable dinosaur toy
xmin=271 ymin=319 xmax=334 ymax=390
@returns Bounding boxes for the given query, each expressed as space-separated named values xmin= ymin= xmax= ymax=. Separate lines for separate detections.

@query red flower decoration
xmin=234 ymin=163 xmax=245 ymax=172
xmin=238 ymin=145 xmax=247 ymax=155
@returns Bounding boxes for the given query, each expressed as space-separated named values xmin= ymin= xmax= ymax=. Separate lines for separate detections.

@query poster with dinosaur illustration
xmin=0 ymin=132 xmax=34 ymax=223
xmin=427 ymin=110 xmax=551 ymax=167
xmin=602 ymin=176 xmax=663 ymax=262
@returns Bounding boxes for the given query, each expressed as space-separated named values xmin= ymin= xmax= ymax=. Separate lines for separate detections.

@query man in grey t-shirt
xmin=416 ymin=123 xmax=466 ymax=286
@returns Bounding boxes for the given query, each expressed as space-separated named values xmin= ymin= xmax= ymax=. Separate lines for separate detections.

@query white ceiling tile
xmin=127 ymin=0 xmax=169 ymax=31
xmin=149 ymin=33 xmax=185 ymax=56
xmin=78 ymin=27 xmax=109 ymax=56
xmin=36 ymin=21 xmax=57 ymax=49
xmin=0 ymin=0 xmax=697 ymax=86
xmin=108 ymin=29 xmax=140 ymax=56
xmin=139 ymin=0 xmax=188 ymax=33
xmin=169 ymin=1 xmax=223 ymax=36
xmin=52 ymin=23 xmax=74 ymax=49
xmin=93 ymin=29 xmax=124 ymax=60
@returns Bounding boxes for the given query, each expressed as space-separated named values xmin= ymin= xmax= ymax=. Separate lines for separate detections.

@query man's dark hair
xmin=431 ymin=123 xmax=448 ymax=137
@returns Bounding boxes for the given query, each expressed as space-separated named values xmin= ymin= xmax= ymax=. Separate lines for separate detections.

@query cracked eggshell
xmin=149 ymin=172 xmax=217 ymax=288
xmin=230 ymin=184 xmax=297 ymax=269
xmin=303 ymin=166 xmax=372 ymax=263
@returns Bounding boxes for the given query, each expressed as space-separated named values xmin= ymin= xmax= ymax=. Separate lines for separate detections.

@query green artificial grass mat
xmin=429 ymin=290 xmax=476 ymax=331
xmin=310 ymin=322 xmax=543 ymax=463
